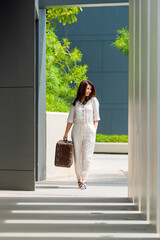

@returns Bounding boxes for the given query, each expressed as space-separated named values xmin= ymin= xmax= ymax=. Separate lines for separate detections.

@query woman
xmin=63 ymin=80 xmax=100 ymax=189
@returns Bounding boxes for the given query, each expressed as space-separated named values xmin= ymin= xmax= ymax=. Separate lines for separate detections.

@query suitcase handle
xmin=63 ymin=139 xmax=73 ymax=144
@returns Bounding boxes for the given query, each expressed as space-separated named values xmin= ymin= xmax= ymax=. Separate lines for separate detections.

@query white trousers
xmin=71 ymin=121 xmax=96 ymax=180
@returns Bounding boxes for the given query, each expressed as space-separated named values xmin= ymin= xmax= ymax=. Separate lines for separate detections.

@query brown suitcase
xmin=54 ymin=140 xmax=73 ymax=168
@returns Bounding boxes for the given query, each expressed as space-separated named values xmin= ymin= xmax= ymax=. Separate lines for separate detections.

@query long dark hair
xmin=72 ymin=80 xmax=96 ymax=106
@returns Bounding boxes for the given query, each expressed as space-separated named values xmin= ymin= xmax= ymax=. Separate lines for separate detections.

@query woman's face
xmin=85 ymin=84 xmax=92 ymax=97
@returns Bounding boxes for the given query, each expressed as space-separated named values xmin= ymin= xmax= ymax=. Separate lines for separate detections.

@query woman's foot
xmin=77 ymin=179 xmax=87 ymax=189
xmin=77 ymin=179 xmax=82 ymax=188
xmin=77 ymin=181 xmax=81 ymax=187
xmin=79 ymin=181 xmax=87 ymax=190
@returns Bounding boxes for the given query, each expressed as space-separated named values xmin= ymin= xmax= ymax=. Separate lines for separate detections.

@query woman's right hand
xmin=63 ymin=133 xmax=68 ymax=141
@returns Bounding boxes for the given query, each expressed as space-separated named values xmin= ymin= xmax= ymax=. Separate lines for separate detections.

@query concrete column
xmin=134 ymin=0 xmax=140 ymax=208
xmin=37 ymin=9 xmax=46 ymax=181
xmin=129 ymin=0 xmax=160 ymax=233
xmin=128 ymin=0 xmax=135 ymax=202
xmin=141 ymin=0 xmax=150 ymax=220
xmin=0 ymin=0 xmax=35 ymax=190
xmin=149 ymin=0 xmax=160 ymax=230
xmin=157 ymin=2 xmax=160 ymax=233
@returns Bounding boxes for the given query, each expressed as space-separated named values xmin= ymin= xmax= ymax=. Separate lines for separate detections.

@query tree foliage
xmin=46 ymin=29 xmax=88 ymax=112
xmin=46 ymin=7 xmax=83 ymax=30
xmin=46 ymin=7 xmax=88 ymax=112
xmin=111 ymin=27 xmax=129 ymax=56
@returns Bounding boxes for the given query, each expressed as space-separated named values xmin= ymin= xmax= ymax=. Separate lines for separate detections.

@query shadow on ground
xmin=0 ymin=184 xmax=159 ymax=240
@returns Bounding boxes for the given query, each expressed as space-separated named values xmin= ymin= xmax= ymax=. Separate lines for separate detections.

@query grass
xmin=96 ymin=133 xmax=128 ymax=143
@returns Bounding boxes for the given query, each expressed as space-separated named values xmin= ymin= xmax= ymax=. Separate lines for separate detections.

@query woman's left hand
xmin=94 ymin=121 xmax=98 ymax=131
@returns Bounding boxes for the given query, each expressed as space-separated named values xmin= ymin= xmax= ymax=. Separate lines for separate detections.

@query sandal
xmin=77 ymin=181 xmax=82 ymax=188
xmin=79 ymin=182 xmax=87 ymax=190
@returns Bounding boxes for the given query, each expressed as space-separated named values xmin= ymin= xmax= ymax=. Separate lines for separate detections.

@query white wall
xmin=46 ymin=112 xmax=76 ymax=180
xmin=129 ymin=0 xmax=160 ymax=233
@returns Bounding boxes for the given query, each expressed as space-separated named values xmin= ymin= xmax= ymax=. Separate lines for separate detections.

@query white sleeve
xmin=92 ymin=97 xmax=100 ymax=121
xmin=67 ymin=104 xmax=75 ymax=123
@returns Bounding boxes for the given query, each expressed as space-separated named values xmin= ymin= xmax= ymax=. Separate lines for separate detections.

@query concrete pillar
xmin=129 ymin=0 xmax=160 ymax=233
xmin=134 ymin=0 xmax=140 ymax=208
xmin=37 ymin=9 xmax=46 ymax=181
xmin=149 ymin=0 xmax=160 ymax=231
xmin=128 ymin=0 xmax=135 ymax=202
xmin=141 ymin=0 xmax=150 ymax=220
xmin=0 ymin=0 xmax=36 ymax=190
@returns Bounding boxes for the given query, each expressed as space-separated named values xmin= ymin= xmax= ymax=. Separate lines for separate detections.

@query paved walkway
xmin=0 ymin=154 xmax=160 ymax=239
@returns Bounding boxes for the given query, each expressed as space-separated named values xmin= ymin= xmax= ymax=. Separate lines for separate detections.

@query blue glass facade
xmin=55 ymin=6 xmax=129 ymax=135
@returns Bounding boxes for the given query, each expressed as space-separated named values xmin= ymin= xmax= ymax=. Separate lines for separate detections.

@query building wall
xmin=55 ymin=6 xmax=129 ymax=135
xmin=0 ymin=0 xmax=36 ymax=190
xmin=129 ymin=0 xmax=160 ymax=233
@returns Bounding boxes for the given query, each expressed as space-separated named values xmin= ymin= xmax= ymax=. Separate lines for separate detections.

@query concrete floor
xmin=0 ymin=154 xmax=160 ymax=240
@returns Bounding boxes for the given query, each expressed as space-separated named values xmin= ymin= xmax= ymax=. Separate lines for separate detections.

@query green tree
xmin=46 ymin=7 xmax=82 ymax=31
xmin=46 ymin=7 xmax=88 ymax=112
xmin=46 ymin=29 xmax=88 ymax=112
xmin=111 ymin=27 xmax=129 ymax=56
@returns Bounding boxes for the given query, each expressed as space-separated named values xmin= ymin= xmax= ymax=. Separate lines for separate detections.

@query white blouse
xmin=67 ymin=97 xmax=100 ymax=124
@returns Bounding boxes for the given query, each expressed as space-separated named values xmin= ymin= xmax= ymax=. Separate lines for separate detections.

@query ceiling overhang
xmin=39 ymin=0 xmax=129 ymax=8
